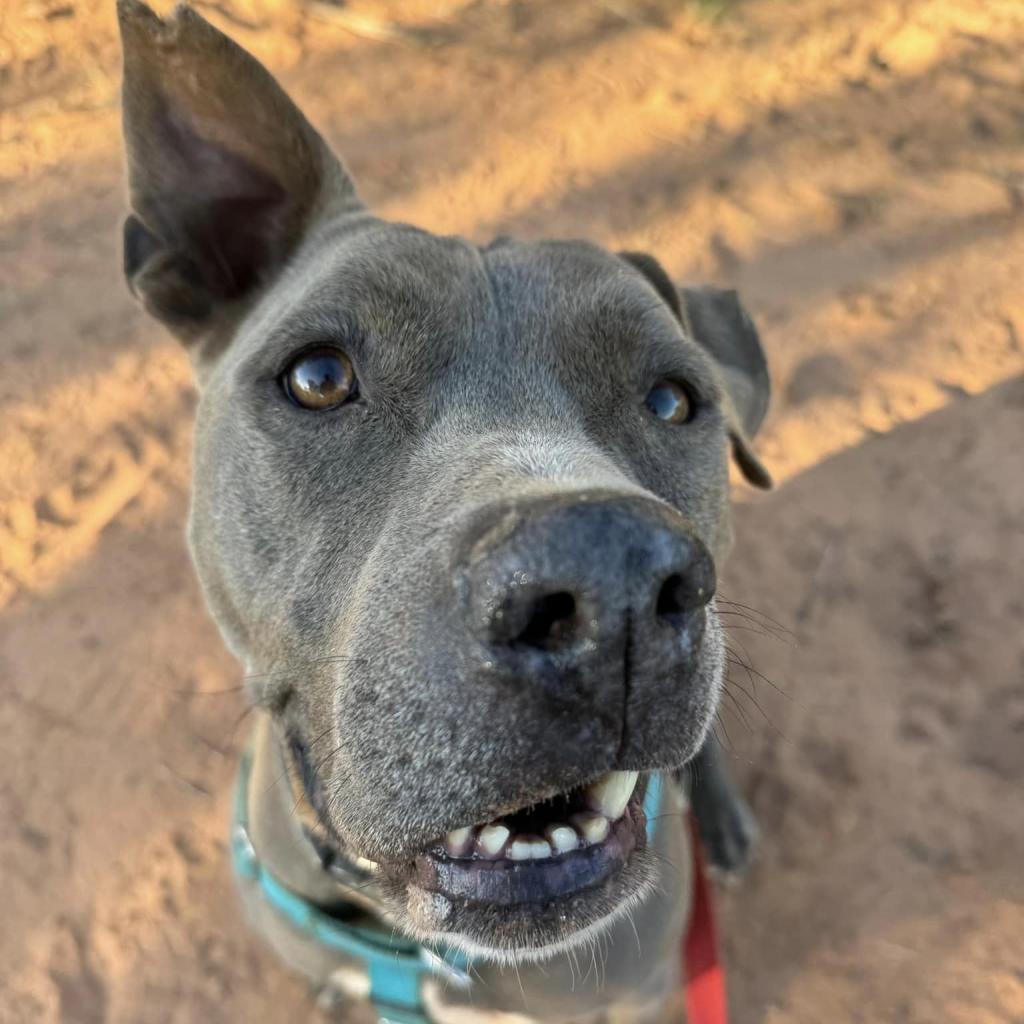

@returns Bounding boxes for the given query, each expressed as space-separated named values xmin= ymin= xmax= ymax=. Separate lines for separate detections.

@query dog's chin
xmin=376 ymin=777 xmax=659 ymax=965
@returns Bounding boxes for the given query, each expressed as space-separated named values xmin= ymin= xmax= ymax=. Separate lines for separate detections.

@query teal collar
xmin=231 ymin=751 xmax=663 ymax=1023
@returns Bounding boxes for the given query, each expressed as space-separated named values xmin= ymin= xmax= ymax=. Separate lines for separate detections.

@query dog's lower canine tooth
xmin=571 ymin=812 xmax=610 ymax=845
xmin=477 ymin=823 xmax=510 ymax=858
xmin=584 ymin=770 xmax=639 ymax=820
xmin=544 ymin=824 xmax=579 ymax=854
xmin=445 ymin=827 xmax=474 ymax=856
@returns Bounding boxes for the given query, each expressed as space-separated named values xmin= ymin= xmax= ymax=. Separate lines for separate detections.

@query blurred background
xmin=1 ymin=0 xmax=1022 ymax=1021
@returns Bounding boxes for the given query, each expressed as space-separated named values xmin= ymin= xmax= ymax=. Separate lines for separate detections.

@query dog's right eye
xmin=283 ymin=348 xmax=358 ymax=410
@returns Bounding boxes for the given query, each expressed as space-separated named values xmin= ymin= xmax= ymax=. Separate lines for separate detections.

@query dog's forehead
xmin=211 ymin=221 xmax=725 ymax=442
xmin=479 ymin=235 xmax=643 ymax=304
xmin=288 ymin=222 xmax=660 ymax=338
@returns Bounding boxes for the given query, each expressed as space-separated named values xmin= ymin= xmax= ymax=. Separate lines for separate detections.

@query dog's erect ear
xmin=117 ymin=0 xmax=361 ymax=340
xmin=619 ymin=251 xmax=773 ymax=489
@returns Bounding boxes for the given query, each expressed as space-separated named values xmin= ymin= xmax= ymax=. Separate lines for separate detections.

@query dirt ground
xmin=1 ymin=0 xmax=1023 ymax=1021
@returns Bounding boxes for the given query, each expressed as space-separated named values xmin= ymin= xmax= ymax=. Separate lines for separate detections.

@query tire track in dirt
xmin=0 ymin=430 xmax=169 ymax=608
xmin=0 ymin=346 xmax=194 ymax=610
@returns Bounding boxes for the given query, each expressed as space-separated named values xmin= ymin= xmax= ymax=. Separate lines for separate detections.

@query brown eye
xmin=644 ymin=380 xmax=692 ymax=424
xmin=284 ymin=349 xmax=357 ymax=410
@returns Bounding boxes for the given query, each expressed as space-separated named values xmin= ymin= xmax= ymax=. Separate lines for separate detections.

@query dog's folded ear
xmin=619 ymin=251 xmax=773 ymax=489
xmin=679 ymin=285 xmax=773 ymax=489
xmin=117 ymin=0 xmax=361 ymax=341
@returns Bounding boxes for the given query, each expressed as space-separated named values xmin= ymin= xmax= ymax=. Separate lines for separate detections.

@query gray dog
xmin=117 ymin=3 xmax=771 ymax=1021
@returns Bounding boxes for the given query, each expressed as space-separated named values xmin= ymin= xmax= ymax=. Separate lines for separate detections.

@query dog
xmin=116 ymin=3 xmax=771 ymax=1020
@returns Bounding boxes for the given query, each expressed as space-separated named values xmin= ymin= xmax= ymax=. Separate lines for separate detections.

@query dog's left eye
xmin=644 ymin=380 xmax=692 ymax=424
xmin=283 ymin=348 xmax=358 ymax=410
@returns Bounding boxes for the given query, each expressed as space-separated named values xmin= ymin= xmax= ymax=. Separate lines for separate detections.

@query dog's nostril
xmin=656 ymin=573 xmax=692 ymax=629
xmin=513 ymin=591 xmax=579 ymax=651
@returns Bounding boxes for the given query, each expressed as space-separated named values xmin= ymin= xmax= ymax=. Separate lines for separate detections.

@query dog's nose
xmin=458 ymin=493 xmax=714 ymax=675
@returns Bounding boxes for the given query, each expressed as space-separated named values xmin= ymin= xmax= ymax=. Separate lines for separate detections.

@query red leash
xmin=683 ymin=814 xmax=729 ymax=1024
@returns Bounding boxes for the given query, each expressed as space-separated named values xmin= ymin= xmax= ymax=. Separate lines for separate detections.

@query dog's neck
xmin=241 ymin=714 xmax=691 ymax=1023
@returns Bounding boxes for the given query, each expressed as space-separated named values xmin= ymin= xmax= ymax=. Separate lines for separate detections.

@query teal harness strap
xmin=644 ymin=773 xmax=663 ymax=844
xmin=231 ymin=753 xmax=664 ymax=1024
xmin=231 ymin=749 xmax=469 ymax=1022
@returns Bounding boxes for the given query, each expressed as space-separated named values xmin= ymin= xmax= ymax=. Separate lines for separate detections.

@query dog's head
xmin=118 ymin=1 xmax=771 ymax=963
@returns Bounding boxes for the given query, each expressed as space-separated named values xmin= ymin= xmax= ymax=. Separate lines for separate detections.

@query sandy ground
xmin=1 ymin=0 xmax=1023 ymax=1021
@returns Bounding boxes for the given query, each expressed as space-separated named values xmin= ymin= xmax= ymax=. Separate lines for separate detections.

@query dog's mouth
xmin=413 ymin=770 xmax=645 ymax=907
xmin=283 ymin=730 xmax=660 ymax=958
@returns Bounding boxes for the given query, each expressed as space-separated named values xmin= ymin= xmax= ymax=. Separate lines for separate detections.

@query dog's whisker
xmin=329 ymin=876 xmax=383 ymax=897
xmin=717 ymin=610 xmax=793 ymax=645
xmin=304 ymin=723 xmax=338 ymax=756
xmin=723 ymin=669 xmax=772 ymax=715
xmin=262 ymin=727 xmax=335 ymax=803
xmin=712 ymin=715 xmax=735 ymax=756
xmin=572 ymin=944 xmax=584 ymax=991
xmin=719 ymin=620 xmax=788 ymax=644
xmin=716 ymin=597 xmax=795 ymax=639
xmin=262 ymin=752 xmax=307 ymax=803
xmin=626 ymin=905 xmax=643 ymax=959
xmin=724 ymin=645 xmax=792 ymax=702
xmin=467 ymin=959 xmax=484 ymax=988
xmin=573 ymin=937 xmax=589 ymax=987
xmin=709 ymin=715 xmax=765 ymax=764
xmin=723 ymin=672 xmax=787 ymax=739
xmin=160 ymin=683 xmax=248 ymax=698
xmin=721 ymin=688 xmax=757 ymax=735
xmin=722 ymin=632 xmax=759 ymax=670
xmin=309 ymin=738 xmax=345 ymax=780
xmin=513 ymin=956 xmax=527 ymax=1007
xmin=648 ymin=847 xmax=680 ymax=875
xmin=645 ymin=811 xmax=687 ymax=828
xmin=239 ymin=669 xmax=303 ymax=686
xmin=582 ymin=939 xmax=598 ymax=990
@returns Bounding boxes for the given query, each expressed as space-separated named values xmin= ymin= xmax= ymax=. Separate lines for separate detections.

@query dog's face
xmin=118 ymin=1 xmax=770 ymax=962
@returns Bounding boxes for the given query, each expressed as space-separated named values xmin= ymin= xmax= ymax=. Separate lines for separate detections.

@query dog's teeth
xmin=477 ymin=824 xmax=511 ymax=858
xmin=544 ymin=824 xmax=579 ymax=854
xmin=445 ymin=827 xmax=474 ymax=857
xmin=508 ymin=836 xmax=552 ymax=861
xmin=508 ymin=840 xmax=533 ymax=861
xmin=584 ymin=770 xmax=638 ymax=820
xmin=571 ymin=812 xmax=610 ymax=845
xmin=529 ymin=838 xmax=553 ymax=859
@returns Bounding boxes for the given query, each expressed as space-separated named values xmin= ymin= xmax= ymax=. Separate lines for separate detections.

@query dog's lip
xmin=414 ymin=802 xmax=644 ymax=906
xmin=408 ymin=772 xmax=647 ymax=906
